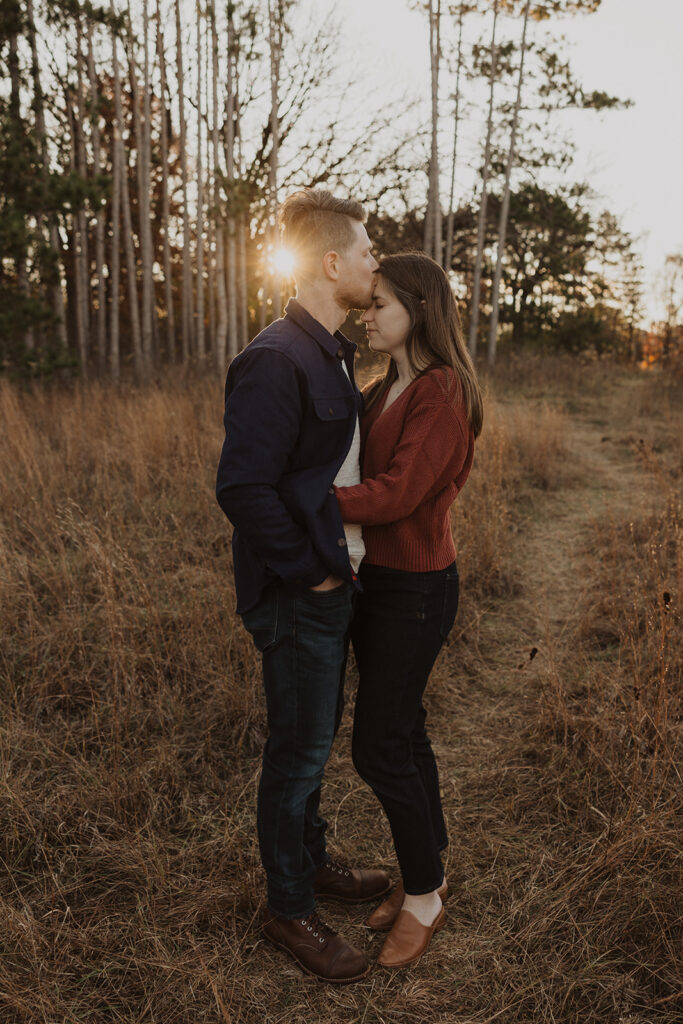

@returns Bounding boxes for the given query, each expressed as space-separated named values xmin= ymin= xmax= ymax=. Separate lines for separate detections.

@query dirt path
xmin=432 ymin=376 xmax=662 ymax=874
xmin=470 ymin=379 xmax=652 ymax=693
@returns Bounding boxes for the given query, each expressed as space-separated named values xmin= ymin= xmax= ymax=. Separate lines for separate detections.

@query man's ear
xmin=322 ymin=250 xmax=339 ymax=281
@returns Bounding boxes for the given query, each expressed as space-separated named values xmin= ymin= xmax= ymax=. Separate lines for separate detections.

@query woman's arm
xmin=335 ymin=401 xmax=469 ymax=526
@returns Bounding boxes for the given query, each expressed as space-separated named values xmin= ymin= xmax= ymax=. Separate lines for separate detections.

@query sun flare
xmin=272 ymin=248 xmax=296 ymax=277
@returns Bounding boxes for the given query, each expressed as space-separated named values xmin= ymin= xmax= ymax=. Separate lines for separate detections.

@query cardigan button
xmin=337 ymin=537 xmax=347 ymax=547
xmin=328 ymin=407 xmax=335 ymax=415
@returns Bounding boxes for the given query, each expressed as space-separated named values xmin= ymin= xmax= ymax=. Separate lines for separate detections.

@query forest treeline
xmin=0 ymin=0 xmax=680 ymax=380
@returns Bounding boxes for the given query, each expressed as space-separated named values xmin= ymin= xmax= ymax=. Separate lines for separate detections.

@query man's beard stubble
xmin=337 ymin=282 xmax=373 ymax=313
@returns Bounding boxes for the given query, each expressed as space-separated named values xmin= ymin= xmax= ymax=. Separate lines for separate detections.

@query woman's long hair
xmin=363 ymin=252 xmax=483 ymax=437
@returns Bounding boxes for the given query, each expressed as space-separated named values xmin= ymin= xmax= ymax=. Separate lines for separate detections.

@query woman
xmin=334 ymin=252 xmax=483 ymax=968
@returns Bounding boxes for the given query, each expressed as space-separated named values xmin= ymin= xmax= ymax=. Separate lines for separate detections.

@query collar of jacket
xmin=284 ymin=298 xmax=357 ymax=361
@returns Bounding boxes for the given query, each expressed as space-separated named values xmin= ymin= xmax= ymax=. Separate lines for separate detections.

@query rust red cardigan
xmin=334 ymin=365 xmax=474 ymax=571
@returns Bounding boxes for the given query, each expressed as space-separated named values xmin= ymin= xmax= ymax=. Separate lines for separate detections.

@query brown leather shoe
xmin=314 ymin=860 xmax=391 ymax=904
xmin=262 ymin=910 xmax=370 ymax=983
xmin=377 ymin=906 xmax=446 ymax=967
xmin=366 ymin=879 xmax=448 ymax=931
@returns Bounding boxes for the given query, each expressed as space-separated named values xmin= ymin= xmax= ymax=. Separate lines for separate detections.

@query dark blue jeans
xmin=351 ymin=562 xmax=459 ymax=894
xmin=241 ymin=580 xmax=355 ymax=919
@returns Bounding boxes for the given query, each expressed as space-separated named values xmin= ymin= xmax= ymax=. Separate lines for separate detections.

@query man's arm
xmin=216 ymin=347 xmax=329 ymax=587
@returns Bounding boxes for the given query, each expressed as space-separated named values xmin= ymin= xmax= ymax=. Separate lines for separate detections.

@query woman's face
xmin=361 ymin=276 xmax=411 ymax=360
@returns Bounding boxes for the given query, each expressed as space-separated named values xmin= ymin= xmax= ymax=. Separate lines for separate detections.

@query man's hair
xmin=278 ymin=188 xmax=366 ymax=278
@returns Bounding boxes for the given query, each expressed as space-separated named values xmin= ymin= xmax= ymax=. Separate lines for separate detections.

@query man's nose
xmin=361 ymin=309 xmax=371 ymax=323
xmin=370 ymin=256 xmax=379 ymax=271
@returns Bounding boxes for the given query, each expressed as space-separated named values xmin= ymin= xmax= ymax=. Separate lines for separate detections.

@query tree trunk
xmin=8 ymin=28 xmax=36 ymax=354
xmin=468 ymin=0 xmax=498 ymax=358
xmin=207 ymin=220 xmax=216 ymax=352
xmin=238 ymin=213 xmax=248 ymax=349
xmin=204 ymin=23 xmax=215 ymax=362
xmin=129 ymin=0 xmax=154 ymax=375
xmin=423 ymin=2 xmax=434 ymax=257
xmin=26 ymin=0 xmax=67 ymax=351
xmin=488 ymin=0 xmax=530 ymax=366
xmin=424 ymin=0 xmax=441 ymax=261
xmin=109 ymin=43 xmax=121 ymax=383
xmin=210 ymin=4 xmax=228 ymax=374
xmin=120 ymin=149 xmax=144 ymax=378
xmin=175 ymin=0 xmax=193 ymax=362
xmin=65 ymin=82 xmax=89 ymax=377
xmin=512 ymin=287 xmax=530 ymax=346
xmin=74 ymin=18 xmax=91 ymax=377
xmin=49 ymin=220 xmax=67 ymax=346
xmin=124 ymin=18 xmax=148 ymax=377
xmin=237 ymin=100 xmax=248 ymax=348
xmin=87 ymin=20 xmax=107 ymax=375
xmin=267 ymin=0 xmax=282 ymax=320
xmin=7 ymin=29 xmax=20 ymax=119
xmin=195 ymin=1 xmax=206 ymax=363
xmin=444 ymin=3 xmax=464 ymax=272
xmin=112 ymin=10 xmax=143 ymax=378
xmin=226 ymin=4 xmax=240 ymax=358
xmin=157 ymin=4 xmax=175 ymax=362
xmin=142 ymin=0 xmax=156 ymax=371
xmin=433 ymin=1 xmax=442 ymax=262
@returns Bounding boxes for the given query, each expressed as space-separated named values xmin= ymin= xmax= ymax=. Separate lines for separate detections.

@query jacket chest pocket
xmin=313 ymin=397 xmax=353 ymax=422
xmin=291 ymin=395 xmax=355 ymax=468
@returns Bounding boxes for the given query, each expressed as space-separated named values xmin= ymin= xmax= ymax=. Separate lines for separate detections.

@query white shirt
xmin=333 ymin=361 xmax=366 ymax=572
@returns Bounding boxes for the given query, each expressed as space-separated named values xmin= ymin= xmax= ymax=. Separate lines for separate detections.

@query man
xmin=216 ymin=188 xmax=390 ymax=983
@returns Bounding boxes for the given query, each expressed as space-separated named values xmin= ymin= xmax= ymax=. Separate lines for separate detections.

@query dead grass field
xmin=0 ymin=356 xmax=681 ymax=1023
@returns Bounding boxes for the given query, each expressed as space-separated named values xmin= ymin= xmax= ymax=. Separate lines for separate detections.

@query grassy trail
xmin=457 ymin=376 xmax=653 ymax=756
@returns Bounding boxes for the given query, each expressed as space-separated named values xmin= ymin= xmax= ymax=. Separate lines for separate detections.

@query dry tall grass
xmin=0 ymin=360 xmax=680 ymax=1023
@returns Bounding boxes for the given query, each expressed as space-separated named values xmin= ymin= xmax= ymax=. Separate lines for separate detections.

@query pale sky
xmin=325 ymin=0 xmax=683 ymax=325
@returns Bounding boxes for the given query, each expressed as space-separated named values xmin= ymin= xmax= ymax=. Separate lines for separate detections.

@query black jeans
xmin=351 ymin=561 xmax=459 ymax=894
xmin=241 ymin=580 xmax=355 ymax=918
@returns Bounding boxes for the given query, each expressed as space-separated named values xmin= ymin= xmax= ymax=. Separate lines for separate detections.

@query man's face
xmin=335 ymin=222 xmax=379 ymax=310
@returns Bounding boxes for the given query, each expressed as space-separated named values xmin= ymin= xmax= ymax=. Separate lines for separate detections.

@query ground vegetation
xmin=1 ymin=357 xmax=680 ymax=1022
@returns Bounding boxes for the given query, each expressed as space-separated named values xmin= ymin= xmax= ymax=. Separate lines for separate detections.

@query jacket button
xmin=336 ymin=347 xmax=344 ymax=359
xmin=329 ymin=487 xmax=335 ymax=495
xmin=328 ymin=407 xmax=334 ymax=415
xmin=337 ymin=537 xmax=347 ymax=547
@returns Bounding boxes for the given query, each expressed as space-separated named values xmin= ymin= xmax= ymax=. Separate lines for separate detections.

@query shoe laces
xmin=324 ymin=859 xmax=351 ymax=877
xmin=300 ymin=911 xmax=336 ymax=943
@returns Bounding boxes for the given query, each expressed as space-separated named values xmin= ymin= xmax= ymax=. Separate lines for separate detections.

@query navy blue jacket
xmin=216 ymin=298 xmax=363 ymax=614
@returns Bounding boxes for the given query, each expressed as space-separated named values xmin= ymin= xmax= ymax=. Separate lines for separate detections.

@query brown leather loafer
xmin=314 ymin=860 xmax=392 ymax=904
xmin=262 ymin=910 xmax=370 ymax=983
xmin=366 ymin=879 xmax=448 ymax=931
xmin=377 ymin=906 xmax=446 ymax=968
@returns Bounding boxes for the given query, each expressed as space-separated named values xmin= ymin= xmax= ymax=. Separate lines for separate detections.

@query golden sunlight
xmin=271 ymin=248 xmax=296 ymax=277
